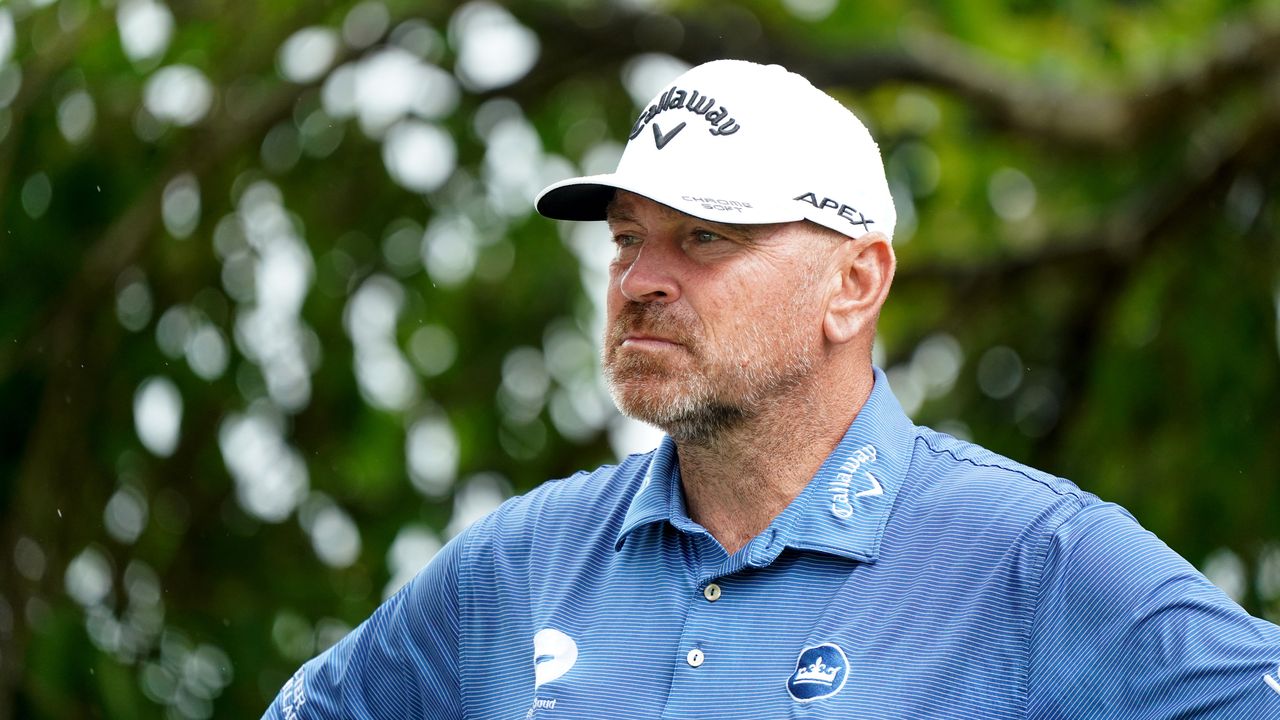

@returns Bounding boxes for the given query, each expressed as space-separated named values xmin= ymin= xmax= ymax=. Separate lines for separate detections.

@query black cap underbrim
xmin=534 ymin=181 xmax=619 ymax=221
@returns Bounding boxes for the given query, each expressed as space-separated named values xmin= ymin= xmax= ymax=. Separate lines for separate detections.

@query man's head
xmin=535 ymin=60 xmax=896 ymax=444
xmin=536 ymin=59 xmax=896 ymax=242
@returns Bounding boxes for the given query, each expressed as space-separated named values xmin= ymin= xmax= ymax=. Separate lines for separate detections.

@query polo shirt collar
xmin=769 ymin=366 xmax=914 ymax=563
xmin=615 ymin=367 xmax=915 ymax=563
xmin=615 ymin=434 xmax=686 ymax=549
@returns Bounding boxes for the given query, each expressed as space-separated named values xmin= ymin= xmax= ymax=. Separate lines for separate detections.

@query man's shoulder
xmin=521 ymin=448 xmax=655 ymax=511
xmin=464 ymin=448 xmax=655 ymax=550
xmin=909 ymin=426 xmax=1091 ymax=500
xmin=898 ymin=425 xmax=1100 ymax=533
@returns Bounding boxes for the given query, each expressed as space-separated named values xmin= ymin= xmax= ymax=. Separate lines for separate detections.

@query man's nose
xmin=618 ymin=240 xmax=681 ymax=304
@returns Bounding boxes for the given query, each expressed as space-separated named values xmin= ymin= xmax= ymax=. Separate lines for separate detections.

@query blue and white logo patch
xmin=787 ymin=643 xmax=849 ymax=703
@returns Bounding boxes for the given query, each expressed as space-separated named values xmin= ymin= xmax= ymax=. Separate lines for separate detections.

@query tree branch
xmin=895 ymin=97 xmax=1280 ymax=291
xmin=511 ymin=5 xmax=1280 ymax=151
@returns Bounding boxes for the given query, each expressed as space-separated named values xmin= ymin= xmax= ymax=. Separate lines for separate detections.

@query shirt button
xmin=686 ymin=648 xmax=705 ymax=667
xmin=703 ymin=583 xmax=722 ymax=602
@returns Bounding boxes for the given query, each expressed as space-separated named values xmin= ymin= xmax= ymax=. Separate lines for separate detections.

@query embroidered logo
xmin=652 ymin=121 xmax=686 ymax=149
xmin=525 ymin=696 xmax=560 ymax=719
xmin=828 ymin=444 xmax=880 ymax=519
xmin=533 ymin=628 xmax=578 ymax=687
xmin=787 ymin=643 xmax=849 ymax=703
xmin=279 ymin=667 xmax=306 ymax=720
xmin=795 ymin=192 xmax=876 ymax=231
xmin=1265 ymin=661 xmax=1280 ymax=696
xmin=629 ymin=85 xmax=741 ymax=142
xmin=680 ymin=195 xmax=753 ymax=214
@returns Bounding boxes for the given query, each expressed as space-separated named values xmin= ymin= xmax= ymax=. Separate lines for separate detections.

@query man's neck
xmin=674 ymin=365 xmax=874 ymax=555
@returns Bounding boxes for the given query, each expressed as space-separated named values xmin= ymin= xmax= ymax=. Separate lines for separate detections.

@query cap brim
xmin=534 ymin=173 xmax=621 ymax=221
xmin=535 ymin=173 xmax=807 ymax=227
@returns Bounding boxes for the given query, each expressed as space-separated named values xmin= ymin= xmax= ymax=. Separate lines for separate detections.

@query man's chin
xmin=608 ymin=382 xmax=747 ymax=446
xmin=603 ymin=354 xmax=687 ymax=390
xmin=607 ymin=378 xmax=682 ymax=418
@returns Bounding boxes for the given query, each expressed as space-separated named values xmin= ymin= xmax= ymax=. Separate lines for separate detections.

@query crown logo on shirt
xmin=787 ymin=642 xmax=850 ymax=703
xmin=792 ymin=658 xmax=841 ymax=685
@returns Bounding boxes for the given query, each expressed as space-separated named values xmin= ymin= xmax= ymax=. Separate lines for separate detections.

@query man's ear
xmin=823 ymin=231 xmax=896 ymax=345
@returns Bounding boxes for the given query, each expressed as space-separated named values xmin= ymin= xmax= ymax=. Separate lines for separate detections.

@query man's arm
xmin=260 ymin=533 xmax=464 ymax=720
xmin=1028 ymin=501 xmax=1280 ymax=718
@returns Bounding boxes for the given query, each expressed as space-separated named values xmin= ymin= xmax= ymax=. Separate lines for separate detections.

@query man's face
xmin=602 ymin=192 xmax=835 ymax=445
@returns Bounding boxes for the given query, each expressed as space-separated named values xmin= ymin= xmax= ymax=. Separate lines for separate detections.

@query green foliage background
xmin=2 ymin=0 xmax=1279 ymax=717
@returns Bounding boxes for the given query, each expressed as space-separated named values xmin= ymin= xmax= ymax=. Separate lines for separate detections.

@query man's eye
xmin=613 ymin=233 xmax=640 ymax=248
xmin=691 ymin=230 xmax=721 ymax=244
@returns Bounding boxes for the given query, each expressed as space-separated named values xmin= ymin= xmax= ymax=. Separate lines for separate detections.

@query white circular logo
xmin=533 ymin=628 xmax=578 ymax=687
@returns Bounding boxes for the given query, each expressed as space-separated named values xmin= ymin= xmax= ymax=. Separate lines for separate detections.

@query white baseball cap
xmin=535 ymin=59 xmax=896 ymax=242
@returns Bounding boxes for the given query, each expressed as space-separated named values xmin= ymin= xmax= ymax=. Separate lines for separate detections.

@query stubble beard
xmin=602 ymin=301 xmax=817 ymax=447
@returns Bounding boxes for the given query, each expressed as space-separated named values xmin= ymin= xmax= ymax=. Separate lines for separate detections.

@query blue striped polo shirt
xmin=264 ymin=369 xmax=1280 ymax=719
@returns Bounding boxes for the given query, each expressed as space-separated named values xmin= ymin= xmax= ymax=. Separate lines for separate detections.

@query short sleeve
xmin=260 ymin=532 xmax=464 ymax=720
xmin=1028 ymin=502 xmax=1280 ymax=718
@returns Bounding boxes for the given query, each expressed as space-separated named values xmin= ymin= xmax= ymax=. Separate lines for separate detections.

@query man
xmin=264 ymin=60 xmax=1280 ymax=718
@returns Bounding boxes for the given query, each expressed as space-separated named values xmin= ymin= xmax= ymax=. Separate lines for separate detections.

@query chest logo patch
xmin=533 ymin=628 xmax=578 ymax=687
xmin=787 ymin=643 xmax=849 ymax=703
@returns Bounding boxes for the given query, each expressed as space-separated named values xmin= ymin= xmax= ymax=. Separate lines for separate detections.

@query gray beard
xmin=607 ymin=373 xmax=749 ymax=447
xmin=602 ymin=302 xmax=815 ymax=447
xmin=654 ymin=402 xmax=749 ymax=447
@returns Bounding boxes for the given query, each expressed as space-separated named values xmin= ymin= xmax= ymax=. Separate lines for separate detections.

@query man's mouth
xmin=619 ymin=333 xmax=683 ymax=349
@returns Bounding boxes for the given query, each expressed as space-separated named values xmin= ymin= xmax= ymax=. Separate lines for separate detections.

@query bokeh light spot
xmin=0 ymin=10 xmax=14 ymax=65
xmin=382 ymin=119 xmax=456 ymax=193
xmin=421 ymin=214 xmax=478 ymax=287
xmin=445 ymin=472 xmax=511 ymax=537
xmin=299 ymin=494 xmax=362 ymax=569
xmin=343 ymin=2 xmax=390 ymax=49
xmin=162 ymin=172 xmax=201 ymax=239
xmin=56 ymin=89 xmax=96 ymax=144
xmin=977 ymin=346 xmax=1024 ymax=399
xmin=14 ymin=537 xmax=46 ymax=582
xmin=988 ymin=167 xmax=1037 ymax=222
xmin=782 ymin=0 xmax=837 ymax=21
xmin=186 ymin=324 xmax=229 ymax=381
xmin=1202 ymin=547 xmax=1246 ymax=603
xmin=345 ymin=275 xmax=421 ymax=411
xmin=65 ymin=546 xmax=113 ymax=608
xmin=115 ymin=273 xmax=154 ymax=332
xmin=277 ymin=27 xmax=339 ymax=84
xmin=383 ymin=525 xmax=440 ymax=598
xmin=143 ymin=65 xmax=213 ymax=126
xmin=406 ymin=414 xmax=459 ymax=497
xmin=451 ymin=2 xmax=539 ymax=92
xmin=218 ymin=408 xmax=310 ymax=522
xmin=21 ymin=172 xmax=52 ymax=218
xmin=0 ymin=65 xmax=22 ymax=109
xmin=621 ymin=54 xmax=690 ymax=108
xmin=104 ymin=484 xmax=150 ymax=544
xmin=134 ymin=376 xmax=183 ymax=457
xmin=117 ymin=0 xmax=174 ymax=65
xmin=408 ymin=324 xmax=457 ymax=377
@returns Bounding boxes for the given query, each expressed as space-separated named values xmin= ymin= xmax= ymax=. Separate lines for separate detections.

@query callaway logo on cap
xmin=535 ymin=59 xmax=897 ymax=242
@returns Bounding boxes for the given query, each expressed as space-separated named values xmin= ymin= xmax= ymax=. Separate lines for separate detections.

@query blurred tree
xmin=1 ymin=0 xmax=1278 ymax=717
